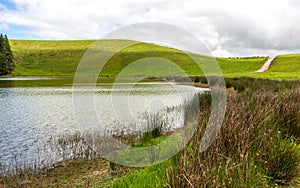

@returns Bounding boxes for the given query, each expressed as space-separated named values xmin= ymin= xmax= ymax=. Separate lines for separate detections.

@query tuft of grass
xmin=110 ymin=159 xmax=174 ymax=188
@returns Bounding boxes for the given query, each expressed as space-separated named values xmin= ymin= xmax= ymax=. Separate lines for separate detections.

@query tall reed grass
xmin=167 ymin=80 xmax=300 ymax=187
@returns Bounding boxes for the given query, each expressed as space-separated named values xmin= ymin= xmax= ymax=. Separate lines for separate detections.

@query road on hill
xmin=256 ymin=57 xmax=274 ymax=72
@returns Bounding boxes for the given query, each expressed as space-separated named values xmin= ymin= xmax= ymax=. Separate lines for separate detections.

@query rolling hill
xmin=9 ymin=40 xmax=284 ymax=78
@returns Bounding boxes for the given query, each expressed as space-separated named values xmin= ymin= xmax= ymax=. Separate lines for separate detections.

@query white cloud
xmin=0 ymin=0 xmax=299 ymax=57
xmin=0 ymin=23 xmax=9 ymax=30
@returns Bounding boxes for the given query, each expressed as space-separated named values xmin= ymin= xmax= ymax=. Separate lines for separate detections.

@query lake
xmin=0 ymin=77 xmax=207 ymax=174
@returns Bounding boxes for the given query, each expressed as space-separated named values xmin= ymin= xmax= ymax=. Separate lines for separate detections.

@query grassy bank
xmin=10 ymin=40 xmax=267 ymax=77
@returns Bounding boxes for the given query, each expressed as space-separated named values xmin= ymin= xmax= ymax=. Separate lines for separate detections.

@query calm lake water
xmin=0 ymin=77 xmax=206 ymax=173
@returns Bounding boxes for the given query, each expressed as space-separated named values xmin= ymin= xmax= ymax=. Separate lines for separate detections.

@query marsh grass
xmin=110 ymin=92 xmax=206 ymax=187
xmin=167 ymin=79 xmax=300 ymax=187
xmin=140 ymin=113 xmax=164 ymax=143
xmin=107 ymin=79 xmax=300 ymax=187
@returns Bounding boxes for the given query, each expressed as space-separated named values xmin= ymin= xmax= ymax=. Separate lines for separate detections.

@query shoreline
xmin=1 ymin=78 xmax=299 ymax=187
xmin=176 ymin=81 xmax=209 ymax=88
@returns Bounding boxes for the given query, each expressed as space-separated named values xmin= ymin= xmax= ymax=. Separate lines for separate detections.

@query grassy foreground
xmin=110 ymin=78 xmax=300 ymax=187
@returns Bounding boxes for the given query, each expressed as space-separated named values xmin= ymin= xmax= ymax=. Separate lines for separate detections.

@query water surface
xmin=0 ymin=77 xmax=206 ymax=173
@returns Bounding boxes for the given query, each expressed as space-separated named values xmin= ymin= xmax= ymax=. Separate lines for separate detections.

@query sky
xmin=0 ymin=0 xmax=299 ymax=57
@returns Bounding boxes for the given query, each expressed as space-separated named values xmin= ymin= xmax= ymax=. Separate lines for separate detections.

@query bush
xmin=194 ymin=76 xmax=200 ymax=83
xmin=200 ymin=76 xmax=208 ymax=84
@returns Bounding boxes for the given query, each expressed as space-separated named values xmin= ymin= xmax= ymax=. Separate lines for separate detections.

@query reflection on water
xmin=0 ymin=77 xmax=56 ymax=81
xmin=0 ymin=77 xmax=73 ymax=88
xmin=0 ymin=78 xmax=207 ymax=174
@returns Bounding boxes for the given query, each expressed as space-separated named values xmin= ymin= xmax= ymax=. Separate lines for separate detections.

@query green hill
xmin=11 ymin=40 xmax=94 ymax=76
xmin=257 ymin=54 xmax=300 ymax=79
xmin=10 ymin=40 xmax=267 ymax=77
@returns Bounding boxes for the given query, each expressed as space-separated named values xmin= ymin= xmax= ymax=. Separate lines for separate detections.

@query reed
xmin=167 ymin=80 xmax=300 ymax=187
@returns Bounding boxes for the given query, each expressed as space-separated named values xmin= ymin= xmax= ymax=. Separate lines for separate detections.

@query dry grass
xmin=167 ymin=84 xmax=300 ymax=187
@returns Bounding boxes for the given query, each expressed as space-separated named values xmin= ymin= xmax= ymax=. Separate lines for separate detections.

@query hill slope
xmin=258 ymin=54 xmax=300 ymax=79
xmin=10 ymin=40 xmax=266 ymax=77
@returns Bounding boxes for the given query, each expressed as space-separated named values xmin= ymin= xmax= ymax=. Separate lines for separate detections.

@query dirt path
xmin=256 ymin=57 xmax=274 ymax=72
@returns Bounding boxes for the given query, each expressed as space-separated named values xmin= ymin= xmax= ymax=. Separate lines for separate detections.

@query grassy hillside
xmin=258 ymin=54 xmax=300 ymax=79
xmin=11 ymin=40 xmax=94 ymax=76
xmin=10 ymin=40 xmax=266 ymax=77
xmin=217 ymin=57 xmax=266 ymax=75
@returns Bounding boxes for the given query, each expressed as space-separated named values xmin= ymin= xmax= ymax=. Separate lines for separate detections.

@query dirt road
xmin=256 ymin=57 xmax=274 ymax=72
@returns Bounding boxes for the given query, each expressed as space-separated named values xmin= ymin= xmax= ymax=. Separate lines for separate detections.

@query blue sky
xmin=0 ymin=0 xmax=299 ymax=57
xmin=0 ymin=0 xmax=27 ymax=38
xmin=0 ymin=24 xmax=30 ymax=39
xmin=0 ymin=0 xmax=17 ymax=10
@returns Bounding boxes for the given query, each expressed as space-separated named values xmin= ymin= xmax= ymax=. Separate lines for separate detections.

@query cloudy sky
xmin=0 ymin=0 xmax=299 ymax=57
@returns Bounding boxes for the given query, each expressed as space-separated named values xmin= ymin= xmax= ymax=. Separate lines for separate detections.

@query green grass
xmin=259 ymin=54 xmax=300 ymax=79
xmin=217 ymin=57 xmax=267 ymax=74
xmin=109 ymin=133 xmax=177 ymax=187
xmin=229 ymin=54 xmax=300 ymax=80
xmin=269 ymin=54 xmax=300 ymax=73
xmin=10 ymin=40 xmax=267 ymax=77
xmin=110 ymin=160 xmax=173 ymax=188
xmin=11 ymin=40 xmax=94 ymax=76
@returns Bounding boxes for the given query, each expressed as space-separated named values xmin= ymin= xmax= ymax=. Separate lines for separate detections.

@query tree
xmin=0 ymin=33 xmax=14 ymax=76
xmin=4 ymin=35 xmax=14 ymax=72
xmin=0 ymin=52 xmax=9 ymax=75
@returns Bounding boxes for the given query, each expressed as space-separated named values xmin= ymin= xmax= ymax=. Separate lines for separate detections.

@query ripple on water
xmin=0 ymin=83 xmax=206 ymax=173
